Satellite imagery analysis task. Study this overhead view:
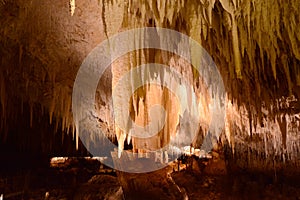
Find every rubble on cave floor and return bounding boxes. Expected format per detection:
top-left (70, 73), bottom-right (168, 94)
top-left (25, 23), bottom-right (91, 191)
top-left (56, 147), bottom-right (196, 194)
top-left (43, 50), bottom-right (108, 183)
top-left (1, 155), bottom-right (300, 200)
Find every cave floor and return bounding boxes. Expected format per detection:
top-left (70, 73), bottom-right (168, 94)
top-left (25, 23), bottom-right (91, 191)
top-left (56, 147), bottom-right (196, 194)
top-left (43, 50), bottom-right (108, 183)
top-left (1, 157), bottom-right (300, 200)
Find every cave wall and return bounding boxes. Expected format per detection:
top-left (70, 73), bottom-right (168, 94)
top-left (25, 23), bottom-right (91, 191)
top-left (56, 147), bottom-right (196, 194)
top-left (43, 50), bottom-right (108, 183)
top-left (0, 0), bottom-right (300, 171)
top-left (0, 0), bottom-right (105, 158)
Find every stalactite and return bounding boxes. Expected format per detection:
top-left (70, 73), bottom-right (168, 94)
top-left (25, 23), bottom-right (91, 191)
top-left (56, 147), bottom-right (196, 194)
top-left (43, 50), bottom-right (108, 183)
top-left (101, 0), bottom-right (108, 38)
top-left (0, 71), bottom-right (5, 119)
top-left (29, 102), bottom-right (33, 127)
top-left (69, 0), bottom-right (75, 16)
top-left (49, 93), bottom-right (55, 124)
top-left (101, 0), bottom-right (124, 37)
top-left (231, 17), bottom-right (242, 79)
top-left (281, 54), bottom-right (293, 95)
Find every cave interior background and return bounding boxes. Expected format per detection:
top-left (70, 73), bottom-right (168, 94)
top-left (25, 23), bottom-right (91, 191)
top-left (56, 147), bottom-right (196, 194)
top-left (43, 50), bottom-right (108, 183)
top-left (0, 0), bottom-right (300, 199)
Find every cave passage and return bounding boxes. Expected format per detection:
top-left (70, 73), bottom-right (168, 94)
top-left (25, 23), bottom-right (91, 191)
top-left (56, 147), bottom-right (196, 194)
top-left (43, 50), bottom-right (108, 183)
top-left (0, 0), bottom-right (300, 199)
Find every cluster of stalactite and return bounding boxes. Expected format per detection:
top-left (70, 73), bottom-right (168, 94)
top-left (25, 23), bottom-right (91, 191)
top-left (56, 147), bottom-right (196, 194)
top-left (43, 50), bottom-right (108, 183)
top-left (107, 49), bottom-right (213, 157)
top-left (0, 0), bottom-right (102, 146)
top-left (0, 0), bottom-right (299, 168)
top-left (96, 0), bottom-right (300, 166)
